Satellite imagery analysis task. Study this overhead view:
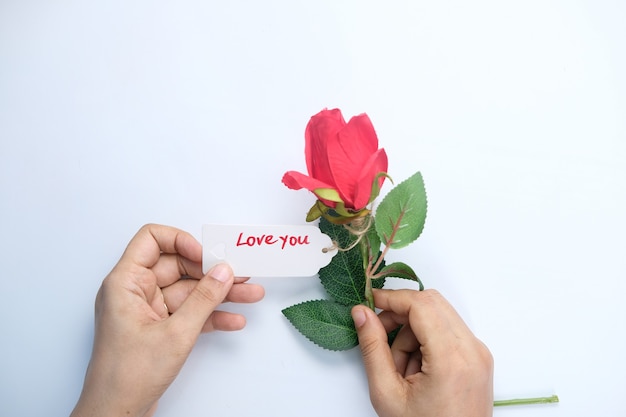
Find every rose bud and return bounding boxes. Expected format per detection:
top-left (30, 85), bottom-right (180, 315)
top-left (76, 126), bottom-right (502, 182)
top-left (282, 108), bottom-right (388, 222)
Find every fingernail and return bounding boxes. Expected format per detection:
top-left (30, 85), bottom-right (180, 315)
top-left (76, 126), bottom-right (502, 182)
top-left (352, 307), bottom-right (367, 328)
top-left (210, 263), bottom-right (232, 283)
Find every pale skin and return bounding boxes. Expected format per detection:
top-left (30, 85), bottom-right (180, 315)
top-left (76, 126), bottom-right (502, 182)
top-left (71, 224), bottom-right (493, 417)
top-left (70, 224), bottom-right (265, 417)
top-left (351, 289), bottom-right (494, 417)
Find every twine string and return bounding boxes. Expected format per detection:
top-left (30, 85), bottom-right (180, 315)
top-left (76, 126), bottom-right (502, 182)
top-left (322, 215), bottom-right (373, 253)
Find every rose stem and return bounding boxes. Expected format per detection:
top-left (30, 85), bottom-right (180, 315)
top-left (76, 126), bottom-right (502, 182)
top-left (360, 237), bottom-right (375, 310)
top-left (493, 395), bottom-right (559, 407)
top-left (364, 275), bottom-right (374, 310)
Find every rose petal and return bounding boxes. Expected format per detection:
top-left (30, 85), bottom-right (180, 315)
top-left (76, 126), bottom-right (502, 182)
top-left (282, 171), bottom-right (331, 191)
top-left (281, 171), bottom-right (339, 208)
top-left (341, 113), bottom-right (379, 153)
top-left (326, 113), bottom-right (380, 209)
top-left (352, 148), bottom-right (388, 210)
top-left (305, 109), bottom-right (345, 185)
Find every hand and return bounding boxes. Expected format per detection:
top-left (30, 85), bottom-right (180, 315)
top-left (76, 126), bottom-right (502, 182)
top-left (71, 224), bottom-right (265, 417)
top-left (351, 289), bottom-right (493, 417)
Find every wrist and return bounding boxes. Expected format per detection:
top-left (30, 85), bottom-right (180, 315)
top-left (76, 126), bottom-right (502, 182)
top-left (71, 398), bottom-right (149, 417)
top-left (70, 382), bottom-right (150, 417)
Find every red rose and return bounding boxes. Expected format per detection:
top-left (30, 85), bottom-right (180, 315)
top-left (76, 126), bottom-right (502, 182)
top-left (282, 108), bottom-right (388, 213)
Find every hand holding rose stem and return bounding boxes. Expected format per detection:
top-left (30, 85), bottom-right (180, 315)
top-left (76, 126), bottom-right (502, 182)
top-left (283, 108), bottom-right (558, 408)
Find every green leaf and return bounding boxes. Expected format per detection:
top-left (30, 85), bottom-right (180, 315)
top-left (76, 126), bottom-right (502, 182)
top-left (318, 218), bottom-right (385, 305)
top-left (305, 200), bottom-right (327, 222)
top-left (373, 262), bottom-right (424, 290)
top-left (319, 216), bottom-right (354, 251)
top-left (368, 172), bottom-right (393, 204)
top-left (282, 300), bottom-right (358, 351)
top-left (333, 202), bottom-right (358, 217)
top-left (313, 188), bottom-right (343, 203)
top-left (375, 171), bottom-right (427, 249)
top-left (318, 218), bottom-right (370, 305)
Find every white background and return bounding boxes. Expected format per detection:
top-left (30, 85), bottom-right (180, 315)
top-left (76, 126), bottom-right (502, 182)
top-left (1, 1), bottom-right (625, 416)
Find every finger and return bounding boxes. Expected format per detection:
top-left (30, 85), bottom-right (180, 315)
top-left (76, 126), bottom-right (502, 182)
top-left (200, 311), bottom-right (247, 332)
top-left (351, 305), bottom-right (403, 406)
top-left (373, 289), bottom-right (471, 349)
top-left (150, 253), bottom-right (204, 288)
top-left (377, 310), bottom-right (406, 333)
top-left (375, 311), bottom-right (419, 375)
top-left (169, 263), bottom-right (234, 334)
top-left (121, 224), bottom-right (202, 269)
top-left (389, 324), bottom-right (421, 376)
top-left (162, 280), bottom-right (265, 313)
top-left (156, 288), bottom-right (169, 319)
top-left (161, 280), bottom-right (194, 314)
top-left (115, 268), bottom-right (169, 319)
top-left (225, 282), bottom-right (265, 303)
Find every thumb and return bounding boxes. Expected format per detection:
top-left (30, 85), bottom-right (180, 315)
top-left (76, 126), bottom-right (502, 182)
top-left (352, 305), bottom-right (401, 406)
top-left (172, 263), bottom-right (234, 334)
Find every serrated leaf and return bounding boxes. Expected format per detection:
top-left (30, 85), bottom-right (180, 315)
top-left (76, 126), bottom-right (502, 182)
top-left (319, 216), bottom-right (355, 251)
top-left (318, 218), bottom-right (385, 305)
top-left (282, 300), bottom-right (358, 351)
top-left (318, 218), bottom-right (368, 305)
top-left (375, 171), bottom-right (427, 249)
top-left (373, 262), bottom-right (424, 290)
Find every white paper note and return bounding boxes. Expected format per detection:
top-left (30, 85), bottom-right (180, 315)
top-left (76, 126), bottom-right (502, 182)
top-left (202, 224), bottom-right (338, 277)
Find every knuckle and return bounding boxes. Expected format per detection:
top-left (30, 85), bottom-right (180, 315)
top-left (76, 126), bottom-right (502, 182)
top-left (454, 338), bottom-right (494, 378)
top-left (138, 223), bottom-right (156, 234)
top-left (477, 340), bottom-right (494, 369)
top-left (192, 276), bottom-right (231, 309)
top-left (420, 288), bottom-right (442, 301)
top-left (406, 288), bottom-right (441, 309)
top-left (192, 280), bottom-right (222, 305)
top-left (358, 334), bottom-right (381, 359)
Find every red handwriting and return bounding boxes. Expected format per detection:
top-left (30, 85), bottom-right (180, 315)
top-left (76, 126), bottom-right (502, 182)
top-left (236, 232), bottom-right (310, 250)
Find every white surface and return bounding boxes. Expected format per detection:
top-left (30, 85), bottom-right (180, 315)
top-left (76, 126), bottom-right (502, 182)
top-left (1, 1), bottom-right (625, 416)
